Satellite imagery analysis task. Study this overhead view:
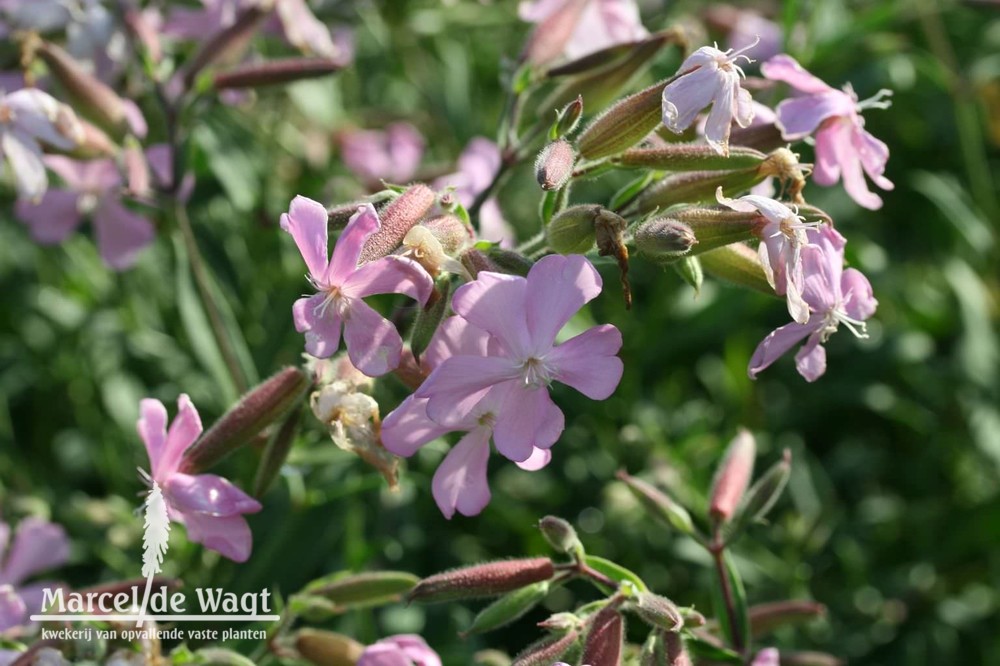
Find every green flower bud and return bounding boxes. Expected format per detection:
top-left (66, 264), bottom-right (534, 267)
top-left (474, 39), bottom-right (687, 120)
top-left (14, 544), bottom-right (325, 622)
top-left (546, 204), bottom-right (600, 254)
top-left (634, 218), bottom-right (697, 260)
top-left (301, 570), bottom-right (419, 610)
top-left (294, 629), bottom-right (364, 666)
top-left (709, 429), bottom-right (757, 523)
top-left (698, 243), bottom-right (775, 296)
top-left (538, 516), bottom-right (584, 557)
top-left (613, 144), bottom-right (767, 171)
top-left (551, 96), bottom-right (584, 139)
top-left (462, 581), bottom-right (550, 636)
top-left (577, 78), bottom-right (668, 160)
top-left (616, 470), bottom-right (696, 536)
top-left (632, 593), bottom-right (684, 632)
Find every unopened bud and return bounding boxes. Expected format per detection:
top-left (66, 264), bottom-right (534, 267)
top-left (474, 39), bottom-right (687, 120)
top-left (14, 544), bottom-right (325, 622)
top-left (581, 605), bottom-right (624, 666)
top-left (37, 41), bottom-right (130, 136)
top-left (294, 629), bottom-right (363, 666)
top-left (551, 96), bottom-right (584, 139)
top-left (407, 558), bottom-right (555, 604)
top-left (577, 79), bottom-right (668, 160)
top-left (538, 516), bottom-right (583, 557)
top-left (640, 631), bottom-right (666, 666)
top-left (730, 122), bottom-right (785, 153)
top-left (709, 429), bottom-right (757, 522)
top-left (535, 139), bottom-right (575, 191)
top-left (123, 139), bottom-right (150, 196)
top-left (512, 630), bottom-right (579, 666)
top-left (520, 0), bottom-right (588, 66)
top-left (327, 193), bottom-right (394, 228)
top-left (537, 612), bottom-right (582, 632)
top-left (422, 215), bottom-right (473, 255)
top-left (460, 248), bottom-right (497, 279)
top-left (625, 167), bottom-right (765, 215)
top-left (359, 184), bottom-right (435, 264)
top-left (483, 247), bottom-right (534, 276)
top-left (749, 600), bottom-right (826, 639)
top-left (410, 278), bottom-right (452, 359)
top-left (729, 449), bottom-right (792, 538)
top-left (462, 581), bottom-right (550, 636)
top-left (181, 367), bottom-right (311, 473)
top-left (634, 218), bottom-right (697, 259)
top-left (633, 593), bottom-right (684, 632)
top-left (614, 144), bottom-right (767, 171)
top-left (214, 57), bottom-right (344, 90)
top-left (616, 471), bottom-right (696, 535)
top-left (71, 120), bottom-right (116, 158)
top-left (252, 406), bottom-right (301, 497)
top-left (302, 571), bottom-right (419, 608)
top-left (699, 243), bottom-right (775, 296)
top-left (671, 206), bottom-right (762, 254)
top-left (664, 632), bottom-right (693, 666)
top-left (179, 3), bottom-right (274, 92)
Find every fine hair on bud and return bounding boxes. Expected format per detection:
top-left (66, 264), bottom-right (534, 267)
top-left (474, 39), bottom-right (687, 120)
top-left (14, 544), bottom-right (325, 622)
top-left (634, 218), bottom-right (697, 259)
top-left (407, 558), bottom-right (555, 604)
top-left (511, 630), bottom-right (579, 666)
top-left (359, 184), bottom-right (436, 264)
top-left (581, 604), bottom-right (624, 666)
top-left (709, 428), bottom-right (757, 522)
top-left (536, 139), bottom-right (576, 191)
top-left (538, 516), bottom-right (583, 556)
top-left (577, 78), bottom-right (671, 160)
top-left (546, 204), bottom-right (600, 254)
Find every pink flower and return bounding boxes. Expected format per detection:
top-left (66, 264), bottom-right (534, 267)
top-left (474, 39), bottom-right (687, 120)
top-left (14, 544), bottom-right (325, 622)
top-left (518, 0), bottom-right (648, 60)
top-left (0, 88), bottom-right (82, 201)
top-left (282, 196), bottom-right (433, 376)
top-left (382, 317), bottom-right (553, 519)
top-left (15, 153), bottom-right (158, 270)
top-left (0, 517), bottom-right (69, 632)
top-left (434, 138), bottom-right (516, 247)
top-left (357, 635), bottom-right (441, 666)
top-left (662, 44), bottom-right (756, 155)
top-left (138, 395), bottom-right (262, 562)
top-left (341, 122), bottom-right (425, 185)
top-left (752, 647), bottom-right (781, 666)
top-left (761, 54), bottom-right (893, 210)
top-left (749, 226), bottom-right (877, 382)
top-left (414, 254), bottom-right (623, 462)
top-left (716, 189), bottom-right (818, 324)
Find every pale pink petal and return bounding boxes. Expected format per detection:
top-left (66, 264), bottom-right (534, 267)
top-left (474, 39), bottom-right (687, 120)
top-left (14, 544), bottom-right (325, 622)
top-left (423, 316), bottom-right (491, 371)
top-left (455, 138), bottom-right (501, 200)
top-left (518, 0), bottom-right (568, 22)
top-left (179, 511), bottom-right (254, 562)
top-left (515, 447), bottom-right (552, 471)
top-left (841, 268), bottom-right (878, 321)
top-left (293, 294), bottom-right (343, 359)
top-left (387, 636), bottom-right (442, 666)
top-left (833, 126), bottom-right (883, 210)
top-left (157, 394), bottom-right (203, 478)
top-left (3, 90), bottom-right (76, 150)
top-left (15, 190), bottom-right (83, 243)
top-left (381, 395), bottom-right (452, 457)
top-left (0, 586), bottom-right (26, 632)
top-left (799, 245), bottom-right (838, 313)
top-left (43, 155), bottom-right (119, 192)
top-left (385, 122), bottom-right (424, 182)
top-left (138, 398), bottom-right (168, 474)
top-left (122, 99), bottom-right (148, 138)
top-left (525, 254), bottom-right (603, 352)
top-left (761, 54), bottom-right (832, 95)
top-left (546, 324), bottom-right (623, 399)
top-left (280, 195), bottom-right (330, 281)
top-left (0, 519), bottom-right (69, 586)
top-left (856, 127), bottom-right (893, 191)
top-left (341, 255), bottom-right (432, 305)
top-left (451, 271), bottom-right (531, 356)
top-left (0, 523), bottom-right (9, 565)
top-left (703, 73), bottom-right (738, 153)
top-left (144, 144), bottom-right (173, 188)
top-left (662, 64), bottom-right (719, 133)
top-left (326, 203), bottom-right (379, 283)
top-left (748, 321), bottom-right (818, 379)
top-left (1, 129), bottom-right (46, 200)
top-left (492, 382), bottom-right (564, 463)
top-left (92, 197), bottom-right (155, 270)
top-left (432, 427), bottom-right (492, 519)
top-left (773, 90), bottom-right (853, 141)
top-left (794, 331), bottom-right (827, 382)
top-left (417, 356), bottom-right (521, 427)
top-left (14, 581), bottom-right (62, 616)
top-left (478, 197), bottom-right (516, 248)
top-left (276, 0), bottom-right (341, 60)
top-left (812, 121), bottom-right (845, 187)
top-left (733, 85), bottom-right (754, 128)
top-left (356, 644), bottom-right (412, 666)
top-left (751, 647), bottom-right (781, 666)
top-left (342, 299), bottom-right (403, 377)
top-left (165, 472), bottom-right (262, 517)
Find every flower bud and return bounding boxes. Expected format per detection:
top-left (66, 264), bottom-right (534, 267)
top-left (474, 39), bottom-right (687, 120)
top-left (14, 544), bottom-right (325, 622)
top-left (302, 571), bottom-right (419, 609)
top-left (551, 95), bottom-right (584, 139)
top-left (359, 184), bottom-right (436, 264)
top-left (616, 471), bottom-right (696, 536)
top-left (70, 120), bottom-right (116, 158)
top-left (179, 2), bottom-right (274, 92)
top-left (214, 57), bottom-right (344, 90)
top-left (709, 429), bottom-right (757, 522)
top-left (459, 248), bottom-right (496, 279)
top-left (581, 605), bottom-right (624, 666)
top-left (749, 600), bottom-right (826, 639)
top-left (625, 167), bottom-right (765, 215)
top-left (546, 204), bottom-right (598, 254)
top-left (537, 612), bottom-right (583, 632)
top-left (672, 206), bottom-right (762, 255)
top-left (483, 247), bottom-right (534, 276)
top-left (730, 122), bottom-right (785, 152)
top-left (407, 558), bottom-right (555, 604)
top-left (664, 632), bottom-right (693, 666)
top-left (577, 79), bottom-right (669, 160)
top-left (699, 243), bottom-right (775, 296)
top-left (535, 139), bottom-right (575, 191)
top-left (36, 41), bottom-right (131, 137)
top-left (539, 516), bottom-right (584, 557)
top-left (294, 629), bottom-right (363, 666)
top-left (512, 630), bottom-right (579, 666)
top-left (634, 219), bottom-right (697, 260)
top-left (613, 144), bottom-right (767, 171)
top-left (181, 366), bottom-right (311, 473)
top-left (462, 581), bottom-right (550, 636)
top-left (422, 215), bottom-right (473, 255)
top-left (520, 0), bottom-right (589, 66)
top-left (123, 140), bottom-right (150, 196)
top-left (633, 593), bottom-right (684, 632)
top-left (640, 631), bottom-right (666, 666)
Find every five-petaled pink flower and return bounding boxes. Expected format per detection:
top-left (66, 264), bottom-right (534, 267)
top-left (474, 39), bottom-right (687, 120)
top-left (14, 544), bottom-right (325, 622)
top-left (716, 188), bottom-right (818, 324)
top-left (762, 54), bottom-right (893, 210)
top-left (749, 226), bottom-right (877, 382)
top-left (518, 0), bottom-right (648, 60)
top-left (662, 43), bottom-right (756, 155)
top-left (0, 516), bottom-right (69, 632)
top-left (15, 150), bottom-right (167, 270)
top-left (138, 395), bottom-right (262, 562)
top-left (382, 316), bottom-right (553, 519)
top-left (415, 254), bottom-right (623, 464)
top-left (357, 634), bottom-right (442, 666)
top-left (282, 196), bottom-right (433, 376)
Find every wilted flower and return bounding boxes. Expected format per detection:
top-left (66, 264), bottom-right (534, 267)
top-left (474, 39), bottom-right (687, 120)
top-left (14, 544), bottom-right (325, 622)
top-left (519, 0), bottom-right (648, 61)
top-left (282, 196), bottom-right (433, 375)
top-left (716, 188), bottom-right (818, 324)
top-left (16, 152), bottom-right (163, 270)
top-left (749, 226), bottom-right (877, 382)
top-left (0, 516), bottom-right (70, 631)
top-left (762, 54), bottom-right (893, 209)
top-left (357, 634), bottom-right (441, 666)
top-left (0, 88), bottom-right (83, 200)
top-left (341, 122), bottom-right (424, 185)
top-left (661, 43), bottom-right (756, 155)
top-left (138, 395), bottom-right (262, 562)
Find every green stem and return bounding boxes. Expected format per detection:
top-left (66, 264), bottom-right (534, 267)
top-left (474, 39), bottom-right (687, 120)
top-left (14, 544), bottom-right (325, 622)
top-left (516, 231), bottom-right (548, 257)
top-left (710, 531), bottom-right (743, 655)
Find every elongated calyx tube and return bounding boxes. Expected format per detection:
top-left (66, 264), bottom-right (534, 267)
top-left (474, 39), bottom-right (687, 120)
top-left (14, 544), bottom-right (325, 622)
top-left (547, 204), bottom-right (600, 254)
top-left (634, 219), bottom-right (697, 259)
top-left (512, 630), bottom-right (579, 666)
top-left (214, 57), bottom-right (345, 90)
top-left (577, 78), bottom-right (670, 160)
top-left (616, 470), bottom-right (696, 535)
top-left (359, 184), bottom-right (436, 264)
top-left (709, 428), bottom-right (757, 522)
top-left (581, 604), bottom-right (624, 666)
top-left (406, 558), bottom-right (555, 604)
top-left (699, 243), bottom-right (775, 296)
top-left (36, 41), bottom-right (130, 137)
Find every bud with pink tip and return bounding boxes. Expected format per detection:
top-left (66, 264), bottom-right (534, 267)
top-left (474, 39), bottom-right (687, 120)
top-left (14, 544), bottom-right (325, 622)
top-left (536, 139), bottom-right (576, 191)
top-left (709, 429), bottom-right (756, 522)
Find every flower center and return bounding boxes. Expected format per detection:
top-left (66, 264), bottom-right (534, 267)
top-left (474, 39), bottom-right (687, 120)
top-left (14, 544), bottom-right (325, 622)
top-left (313, 286), bottom-right (350, 321)
top-left (520, 357), bottom-right (552, 389)
top-left (821, 306), bottom-right (869, 343)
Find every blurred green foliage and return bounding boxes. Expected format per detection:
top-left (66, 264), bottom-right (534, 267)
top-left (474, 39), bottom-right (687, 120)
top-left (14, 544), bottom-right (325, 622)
top-left (1, 0), bottom-right (998, 664)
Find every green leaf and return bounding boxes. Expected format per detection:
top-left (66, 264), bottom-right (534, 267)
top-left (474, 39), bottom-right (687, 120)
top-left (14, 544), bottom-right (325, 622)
top-left (673, 256), bottom-right (703, 295)
top-left (584, 555), bottom-right (649, 594)
top-left (710, 551), bottom-right (750, 653)
top-left (608, 171), bottom-right (656, 212)
top-left (411, 278), bottom-right (453, 360)
top-left (463, 581), bottom-right (550, 635)
top-left (683, 634), bottom-right (743, 663)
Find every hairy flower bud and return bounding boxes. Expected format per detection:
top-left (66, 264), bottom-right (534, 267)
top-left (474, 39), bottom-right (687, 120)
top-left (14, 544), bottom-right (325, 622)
top-left (407, 558), bottom-right (555, 604)
top-left (359, 184), bottom-right (436, 264)
top-left (577, 79), bottom-right (669, 159)
top-left (462, 581), bottom-right (550, 636)
top-left (699, 243), bottom-right (775, 295)
top-left (581, 605), bottom-right (624, 666)
top-left (536, 139), bottom-right (576, 191)
top-left (179, 2), bottom-right (274, 91)
top-left (749, 600), bottom-right (826, 639)
top-left (664, 632), bottom-right (693, 666)
top-left (616, 471), bottom-right (696, 535)
top-left (459, 248), bottom-right (497, 278)
top-left (634, 219), bottom-right (697, 259)
top-left (294, 629), bottom-right (364, 666)
top-left (539, 516), bottom-right (584, 557)
top-left (671, 206), bottom-right (762, 254)
top-left (484, 247), bottom-right (535, 276)
top-left (614, 144), bottom-right (767, 171)
top-left (181, 366), bottom-right (311, 473)
top-left (301, 571), bottom-right (419, 609)
top-left (633, 593), bottom-right (684, 632)
top-left (709, 429), bottom-right (757, 522)
top-left (214, 57), bottom-right (344, 90)
top-left (422, 214), bottom-right (473, 255)
top-left (625, 167), bottom-right (766, 215)
top-left (512, 630), bottom-right (579, 666)
top-left (551, 96), bottom-right (584, 139)
top-left (546, 204), bottom-right (599, 254)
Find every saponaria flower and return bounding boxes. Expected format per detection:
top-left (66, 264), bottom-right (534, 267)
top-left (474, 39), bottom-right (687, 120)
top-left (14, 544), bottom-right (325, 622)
top-left (0, 516), bottom-right (70, 632)
top-left (357, 634), bottom-right (442, 666)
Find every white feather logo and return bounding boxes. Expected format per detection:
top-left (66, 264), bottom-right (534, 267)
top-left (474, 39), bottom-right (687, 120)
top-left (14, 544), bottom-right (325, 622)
top-left (136, 476), bottom-right (170, 627)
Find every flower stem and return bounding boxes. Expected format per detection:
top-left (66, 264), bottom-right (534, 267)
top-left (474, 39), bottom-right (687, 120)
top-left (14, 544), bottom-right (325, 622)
top-left (710, 530), bottom-right (744, 655)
